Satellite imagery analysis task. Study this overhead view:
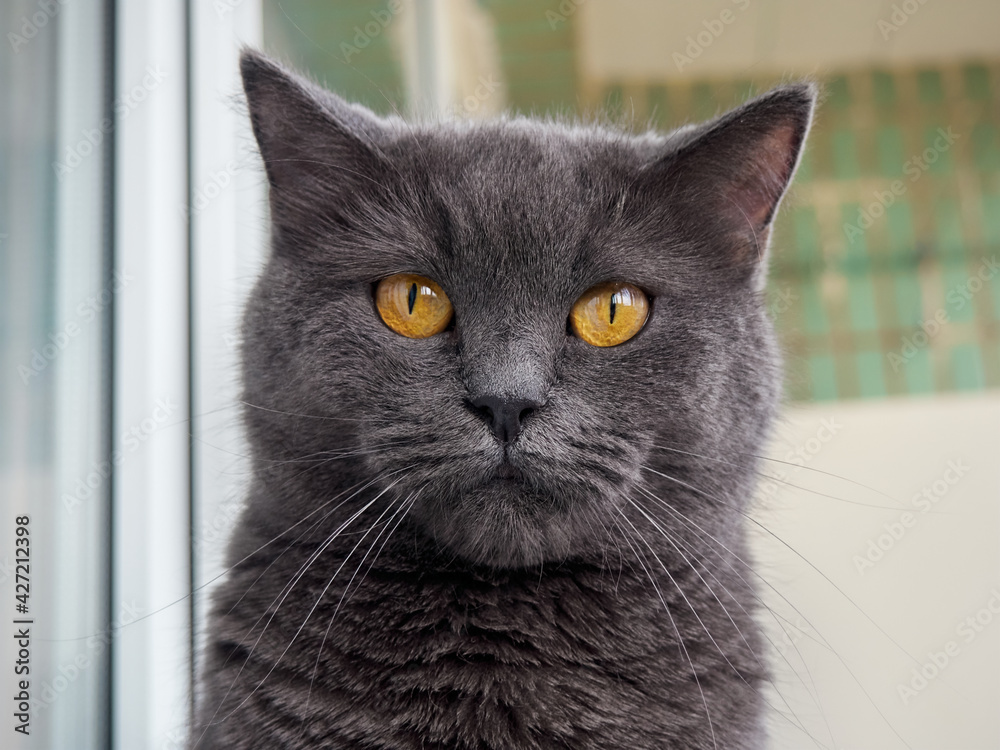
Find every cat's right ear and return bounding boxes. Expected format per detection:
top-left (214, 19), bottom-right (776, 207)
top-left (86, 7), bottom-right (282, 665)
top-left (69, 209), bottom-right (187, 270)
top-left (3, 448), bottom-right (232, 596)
top-left (631, 83), bottom-right (816, 288)
top-left (239, 49), bottom-right (389, 235)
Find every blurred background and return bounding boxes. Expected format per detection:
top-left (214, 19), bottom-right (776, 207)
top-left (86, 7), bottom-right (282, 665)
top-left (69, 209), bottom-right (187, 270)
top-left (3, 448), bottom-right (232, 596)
top-left (1, 1), bottom-right (997, 749)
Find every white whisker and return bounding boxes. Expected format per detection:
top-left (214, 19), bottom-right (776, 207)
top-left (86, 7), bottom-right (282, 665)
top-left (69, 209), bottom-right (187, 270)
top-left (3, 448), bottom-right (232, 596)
top-left (617, 508), bottom-right (719, 750)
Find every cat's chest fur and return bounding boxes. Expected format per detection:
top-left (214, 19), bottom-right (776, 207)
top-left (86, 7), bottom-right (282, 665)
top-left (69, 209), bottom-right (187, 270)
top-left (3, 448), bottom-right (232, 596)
top-left (200, 518), bottom-right (765, 750)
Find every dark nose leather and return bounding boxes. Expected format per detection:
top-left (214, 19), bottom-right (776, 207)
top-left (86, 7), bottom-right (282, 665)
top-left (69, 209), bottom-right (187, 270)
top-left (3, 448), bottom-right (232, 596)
top-left (468, 394), bottom-right (544, 444)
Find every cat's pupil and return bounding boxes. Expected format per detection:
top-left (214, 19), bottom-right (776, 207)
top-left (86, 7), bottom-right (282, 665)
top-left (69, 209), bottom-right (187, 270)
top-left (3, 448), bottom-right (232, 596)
top-left (609, 294), bottom-right (617, 325)
top-left (407, 283), bottom-right (417, 315)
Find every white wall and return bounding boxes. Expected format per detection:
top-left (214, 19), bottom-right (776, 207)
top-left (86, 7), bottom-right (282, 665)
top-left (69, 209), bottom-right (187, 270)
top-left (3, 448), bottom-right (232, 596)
top-left (577, 0), bottom-right (1000, 83)
top-left (754, 390), bottom-right (999, 749)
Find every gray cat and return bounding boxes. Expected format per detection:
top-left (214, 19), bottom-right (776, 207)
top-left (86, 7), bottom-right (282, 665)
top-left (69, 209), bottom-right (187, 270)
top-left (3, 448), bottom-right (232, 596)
top-left (193, 49), bottom-right (816, 749)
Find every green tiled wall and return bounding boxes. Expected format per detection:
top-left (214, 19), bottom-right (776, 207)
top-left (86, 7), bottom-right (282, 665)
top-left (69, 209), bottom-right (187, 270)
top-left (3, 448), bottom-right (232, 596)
top-left (767, 66), bottom-right (999, 401)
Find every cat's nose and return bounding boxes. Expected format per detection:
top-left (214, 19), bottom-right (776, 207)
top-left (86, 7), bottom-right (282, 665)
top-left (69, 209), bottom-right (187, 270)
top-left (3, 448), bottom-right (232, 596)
top-left (467, 394), bottom-right (544, 444)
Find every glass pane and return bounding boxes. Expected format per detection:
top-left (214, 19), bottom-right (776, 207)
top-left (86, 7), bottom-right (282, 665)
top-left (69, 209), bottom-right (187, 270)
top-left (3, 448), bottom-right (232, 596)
top-left (0, 1), bottom-right (111, 748)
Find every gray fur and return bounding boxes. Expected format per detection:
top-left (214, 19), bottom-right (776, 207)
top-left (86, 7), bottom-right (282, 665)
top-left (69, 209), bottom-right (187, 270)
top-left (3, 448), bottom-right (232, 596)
top-left (193, 49), bottom-right (815, 749)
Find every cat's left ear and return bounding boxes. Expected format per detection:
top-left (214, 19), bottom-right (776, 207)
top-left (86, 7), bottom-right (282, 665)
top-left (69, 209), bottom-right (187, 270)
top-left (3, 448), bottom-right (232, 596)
top-left (639, 83), bottom-right (817, 287)
top-left (239, 49), bottom-right (392, 246)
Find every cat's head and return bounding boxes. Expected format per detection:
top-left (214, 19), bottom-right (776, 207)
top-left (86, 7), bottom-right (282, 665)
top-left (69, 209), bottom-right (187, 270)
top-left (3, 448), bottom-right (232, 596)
top-left (238, 50), bottom-right (815, 569)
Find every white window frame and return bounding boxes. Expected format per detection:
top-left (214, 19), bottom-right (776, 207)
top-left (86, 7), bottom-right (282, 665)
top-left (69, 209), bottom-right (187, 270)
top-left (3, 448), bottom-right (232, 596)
top-left (112, 1), bottom-right (261, 748)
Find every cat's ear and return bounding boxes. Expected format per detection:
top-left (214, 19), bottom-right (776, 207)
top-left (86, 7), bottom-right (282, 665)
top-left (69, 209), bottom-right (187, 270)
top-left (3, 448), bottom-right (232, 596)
top-left (639, 83), bottom-right (816, 284)
top-left (239, 49), bottom-right (390, 236)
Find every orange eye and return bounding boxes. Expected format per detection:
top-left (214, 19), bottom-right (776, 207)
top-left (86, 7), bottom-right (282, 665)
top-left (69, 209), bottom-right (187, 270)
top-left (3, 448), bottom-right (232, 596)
top-left (375, 273), bottom-right (453, 338)
top-left (569, 281), bottom-right (649, 347)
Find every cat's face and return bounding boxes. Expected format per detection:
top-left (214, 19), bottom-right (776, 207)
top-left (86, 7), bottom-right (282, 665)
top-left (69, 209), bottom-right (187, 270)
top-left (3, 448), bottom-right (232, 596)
top-left (239, 52), bottom-right (814, 568)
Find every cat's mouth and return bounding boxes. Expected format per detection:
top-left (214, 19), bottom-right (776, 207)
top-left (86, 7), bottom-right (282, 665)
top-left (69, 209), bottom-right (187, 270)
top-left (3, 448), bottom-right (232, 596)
top-left (493, 459), bottom-right (525, 483)
top-left (384, 427), bottom-right (631, 568)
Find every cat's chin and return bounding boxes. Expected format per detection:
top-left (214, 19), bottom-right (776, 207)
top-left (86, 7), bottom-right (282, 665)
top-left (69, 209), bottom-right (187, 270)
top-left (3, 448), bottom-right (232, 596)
top-left (409, 476), bottom-right (599, 569)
